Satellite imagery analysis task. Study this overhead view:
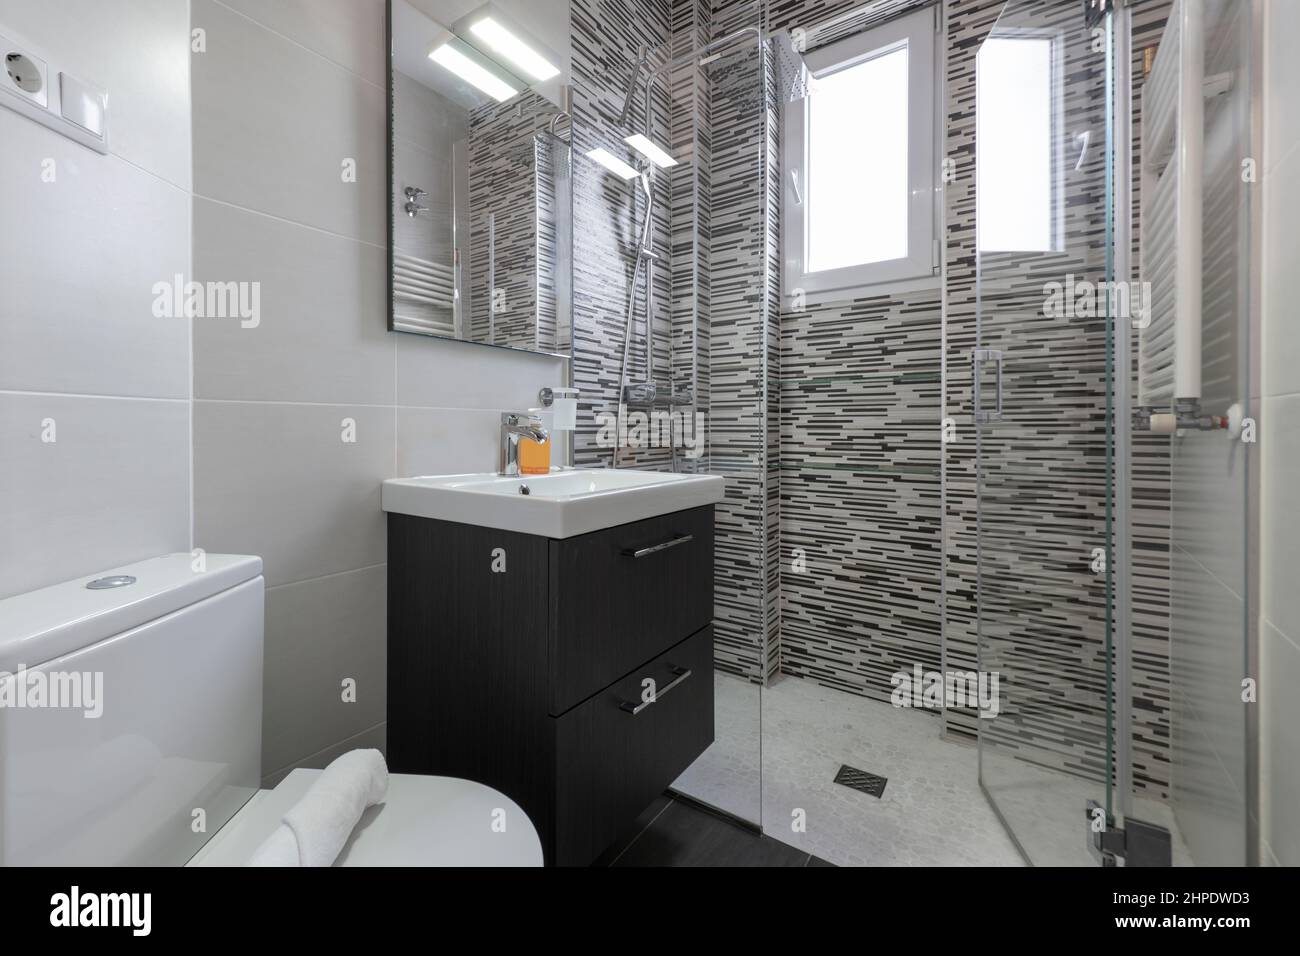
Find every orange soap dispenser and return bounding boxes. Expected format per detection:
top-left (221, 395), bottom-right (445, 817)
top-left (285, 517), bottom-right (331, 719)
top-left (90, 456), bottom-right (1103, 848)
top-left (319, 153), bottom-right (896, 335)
top-left (518, 410), bottom-right (551, 475)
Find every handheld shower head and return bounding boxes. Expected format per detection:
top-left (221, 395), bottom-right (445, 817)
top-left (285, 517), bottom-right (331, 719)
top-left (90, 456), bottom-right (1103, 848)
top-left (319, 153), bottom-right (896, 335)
top-left (616, 51), bottom-right (646, 128)
top-left (636, 166), bottom-right (655, 257)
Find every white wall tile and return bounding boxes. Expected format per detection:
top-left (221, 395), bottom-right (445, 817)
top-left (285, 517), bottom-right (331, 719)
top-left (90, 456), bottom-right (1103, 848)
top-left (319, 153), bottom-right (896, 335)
top-left (1169, 546), bottom-right (1249, 866)
top-left (0, 112), bottom-right (190, 399)
top-left (215, 0), bottom-right (388, 88)
top-left (0, 392), bottom-right (190, 600)
top-left (1170, 430), bottom-right (1248, 595)
top-left (395, 405), bottom-right (505, 477)
top-left (1170, 548), bottom-right (1248, 786)
top-left (395, 333), bottom-right (567, 409)
top-left (1262, 11), bottom-right (1300, 869)
top-left (261, 565), bottom-right (387, 776)
top-left (393, 70), bottom-right (466, 156)
top-left (191, 0), bottom-right (386, 245)
top-left (0, 0), bottom-right (192, 606)
top-left (192, 198), bottom-right (394, 405)
top-left (262, 722), bottom-right (387, 789)
top-left (1262, 146), bottom-right (1300, 399)
top-left (1170, 689), bottom-right (1248, 866)
top-left (0, 0), bottom-right (192, 189)
top-left (187, 0), bottom-right (574, 779)
top-left (1265, 0), bottom-right (1300, 177)
top-left (193, 400), bottom-right (393, 587)
top-left (391, 135), bottom-right (451, 265)
top-left (1260, 622), bottom-right (1300, 866)
top-left (1262, 393), bottom-right (1300, 639)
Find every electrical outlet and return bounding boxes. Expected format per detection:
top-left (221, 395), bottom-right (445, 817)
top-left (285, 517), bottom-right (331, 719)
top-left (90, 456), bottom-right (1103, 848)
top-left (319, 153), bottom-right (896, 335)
top-left (2, 35), bottom-right (49, 108)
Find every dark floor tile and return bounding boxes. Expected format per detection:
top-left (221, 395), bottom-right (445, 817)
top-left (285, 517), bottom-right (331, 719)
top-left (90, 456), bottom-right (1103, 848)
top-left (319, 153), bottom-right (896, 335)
top-left (590, 793), bottom-right (674, 866)
top-left (806, 855), bottom-right (837, 867)
top-left (611, 799), bottom-right (810, 867)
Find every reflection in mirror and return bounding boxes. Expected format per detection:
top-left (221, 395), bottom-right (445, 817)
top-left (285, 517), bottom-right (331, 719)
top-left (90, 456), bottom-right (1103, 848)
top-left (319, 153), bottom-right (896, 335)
top-left (387, 0), bottom-right (572, 356)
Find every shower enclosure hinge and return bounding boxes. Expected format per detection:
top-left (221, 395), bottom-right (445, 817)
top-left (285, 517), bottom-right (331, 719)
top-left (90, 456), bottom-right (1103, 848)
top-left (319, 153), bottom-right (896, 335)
top-left (1084, 801), bottom-right (1172, 867)
top-left (931, 238), bottom-right (940, 270)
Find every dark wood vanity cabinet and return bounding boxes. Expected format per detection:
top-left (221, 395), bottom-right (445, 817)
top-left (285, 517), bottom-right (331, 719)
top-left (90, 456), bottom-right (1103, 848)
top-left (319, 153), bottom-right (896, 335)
top-left (387, 505), bottom-right (715, 866)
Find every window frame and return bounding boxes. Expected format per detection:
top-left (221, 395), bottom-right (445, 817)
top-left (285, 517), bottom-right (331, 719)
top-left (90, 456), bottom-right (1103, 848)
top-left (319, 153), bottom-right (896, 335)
top-left (781, 6), bottom-right (939, 309)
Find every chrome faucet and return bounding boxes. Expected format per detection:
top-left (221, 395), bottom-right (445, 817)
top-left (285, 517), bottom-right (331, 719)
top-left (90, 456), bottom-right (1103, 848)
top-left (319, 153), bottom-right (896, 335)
top-left (499, 412), bottom-right (549, 476)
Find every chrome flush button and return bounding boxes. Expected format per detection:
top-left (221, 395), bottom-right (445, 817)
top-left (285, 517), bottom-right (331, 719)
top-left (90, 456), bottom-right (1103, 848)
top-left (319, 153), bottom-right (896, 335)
top-left (86, 575), bottom-right (136, 590)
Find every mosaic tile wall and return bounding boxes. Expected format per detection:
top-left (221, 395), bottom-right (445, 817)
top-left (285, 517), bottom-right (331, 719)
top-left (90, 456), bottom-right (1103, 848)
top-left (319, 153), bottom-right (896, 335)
top-left (706, 0), bottom-right (779, 681)
top-left (764, 0), bottom-right (945, 702)
top-left (569, 0), bottom-right (676, 473)
top-left (669, 0), bottom-right (712, 477)
top-left (571, 0), bottom-right (776, 681)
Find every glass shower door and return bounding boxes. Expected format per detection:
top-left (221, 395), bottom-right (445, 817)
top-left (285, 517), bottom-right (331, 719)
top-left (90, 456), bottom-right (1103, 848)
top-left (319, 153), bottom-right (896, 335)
top-left (973, 0), bottom-right (1117, 866)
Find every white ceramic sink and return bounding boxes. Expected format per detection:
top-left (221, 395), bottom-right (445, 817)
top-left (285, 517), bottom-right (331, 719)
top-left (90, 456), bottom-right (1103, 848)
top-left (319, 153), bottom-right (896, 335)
top-left (382, 468), bottom-right (725, 538)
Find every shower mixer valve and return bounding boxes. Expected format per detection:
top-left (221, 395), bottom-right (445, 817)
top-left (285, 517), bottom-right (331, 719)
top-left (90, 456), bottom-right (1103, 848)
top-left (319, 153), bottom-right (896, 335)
top-left (622, 382), bottom-right (695, 407)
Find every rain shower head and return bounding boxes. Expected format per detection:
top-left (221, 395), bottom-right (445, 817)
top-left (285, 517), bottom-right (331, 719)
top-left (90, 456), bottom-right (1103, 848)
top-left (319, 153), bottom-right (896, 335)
top-left (770, 29), bottom-right (814, 103)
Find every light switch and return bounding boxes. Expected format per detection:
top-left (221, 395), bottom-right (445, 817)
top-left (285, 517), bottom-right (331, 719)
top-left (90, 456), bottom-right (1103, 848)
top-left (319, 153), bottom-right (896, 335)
top-left (59, 71), bottom-right (105, 137)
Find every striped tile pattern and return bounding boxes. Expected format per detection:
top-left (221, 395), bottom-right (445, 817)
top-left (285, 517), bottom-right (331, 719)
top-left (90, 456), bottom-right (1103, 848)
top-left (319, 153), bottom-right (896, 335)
top-left (779, 292), bottom-right (944, 699)
top-left (760, 0), bottom-right (946, 701)
top-left (571, 0), bottom-right (774, 679)
top-left (704, 0), bottom-right (774, 679)
top-left (570, 0), bottom-right (676, 471)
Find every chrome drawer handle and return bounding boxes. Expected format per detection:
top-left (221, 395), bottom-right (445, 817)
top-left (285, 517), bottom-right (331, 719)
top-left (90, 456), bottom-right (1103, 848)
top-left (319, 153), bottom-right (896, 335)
top-left (622, 533), bottom-right (693, 558)
top-left (619, 666), bottom-right (692, 715)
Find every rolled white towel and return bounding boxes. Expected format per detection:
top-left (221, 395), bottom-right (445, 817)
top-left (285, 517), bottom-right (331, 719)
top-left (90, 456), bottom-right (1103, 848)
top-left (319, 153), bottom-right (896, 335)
top-left (246, 823), bottom-right (299, 867)
top-left (247, 749), bottom-right (389, 867)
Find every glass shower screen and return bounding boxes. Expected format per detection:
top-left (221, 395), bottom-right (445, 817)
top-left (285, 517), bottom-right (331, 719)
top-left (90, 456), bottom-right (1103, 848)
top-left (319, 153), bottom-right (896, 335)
top-left (973, 0), bottom-right (1117, 866)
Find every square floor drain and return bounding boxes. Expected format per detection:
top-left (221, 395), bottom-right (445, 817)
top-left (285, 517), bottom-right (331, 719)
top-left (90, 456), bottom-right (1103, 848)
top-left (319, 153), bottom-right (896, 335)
top-left (833, 764), bottom-right (888, 798)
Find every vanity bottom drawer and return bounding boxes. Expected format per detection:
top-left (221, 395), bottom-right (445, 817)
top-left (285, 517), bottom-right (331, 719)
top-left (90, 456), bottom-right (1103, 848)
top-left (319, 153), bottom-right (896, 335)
top-left (553, 624), bottom-right (714, 866)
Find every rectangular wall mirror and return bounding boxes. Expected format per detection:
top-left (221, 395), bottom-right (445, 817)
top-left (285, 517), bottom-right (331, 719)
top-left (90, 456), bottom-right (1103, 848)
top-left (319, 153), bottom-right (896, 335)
top-left (387, 0), bottom-right (572, 357)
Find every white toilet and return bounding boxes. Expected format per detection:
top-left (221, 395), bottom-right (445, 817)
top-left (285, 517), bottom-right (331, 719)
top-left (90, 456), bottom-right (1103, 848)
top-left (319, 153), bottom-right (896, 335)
top-left (0, 554), bottom-right (542, 867)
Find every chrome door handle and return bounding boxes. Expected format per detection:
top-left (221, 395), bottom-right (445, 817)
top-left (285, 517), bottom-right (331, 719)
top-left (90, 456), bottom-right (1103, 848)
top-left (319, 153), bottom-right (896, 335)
top-left (622, 533), bottom-right (693, 558)
top-left (973, 348), bottom-right (1003, 425)
top-left (619, 666), bottom-right (692, 715)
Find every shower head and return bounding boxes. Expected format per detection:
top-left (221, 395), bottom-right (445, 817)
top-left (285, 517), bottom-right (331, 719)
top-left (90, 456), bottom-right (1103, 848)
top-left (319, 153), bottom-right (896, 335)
top-left (770, 29), bottom-right (814, 103)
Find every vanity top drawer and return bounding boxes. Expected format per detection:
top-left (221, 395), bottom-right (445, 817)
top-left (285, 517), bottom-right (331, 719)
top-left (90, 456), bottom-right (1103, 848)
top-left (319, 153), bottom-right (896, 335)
top-left (548, 505), bottom-right (713, 715)
top-left (553, 624), bottom-right (714, 866)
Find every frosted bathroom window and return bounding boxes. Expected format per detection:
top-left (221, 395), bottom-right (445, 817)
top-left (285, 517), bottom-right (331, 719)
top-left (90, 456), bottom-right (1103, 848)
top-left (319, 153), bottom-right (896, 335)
top-left (977, 36), bottom-right (1058, 252)
top-left (781, 5), bottom-right (938, 307)
top-left (806, 46), bottom-right (910, 272)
